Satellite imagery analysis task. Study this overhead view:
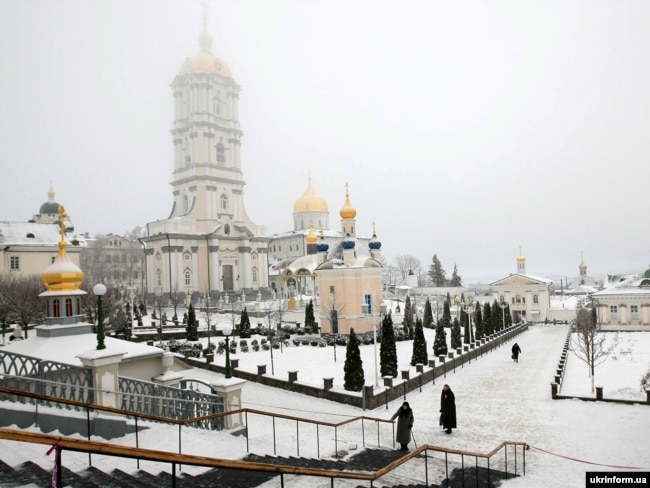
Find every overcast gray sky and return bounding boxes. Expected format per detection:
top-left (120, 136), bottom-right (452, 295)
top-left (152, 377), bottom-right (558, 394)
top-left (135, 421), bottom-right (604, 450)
top-left (1, 0), bottom-right (649, 283)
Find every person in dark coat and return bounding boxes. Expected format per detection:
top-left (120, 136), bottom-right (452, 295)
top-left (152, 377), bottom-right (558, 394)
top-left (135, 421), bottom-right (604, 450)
top-left (511, 343), bottom-right (522, 363)
top-left (390, 401), bottom-right (414, 451)
top-left (440, 384), bottom-right (456, 434)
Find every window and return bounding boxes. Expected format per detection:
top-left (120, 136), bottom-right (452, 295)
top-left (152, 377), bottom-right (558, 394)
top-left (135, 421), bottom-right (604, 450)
top-left (499, 295), bottom-right (505, 303)
top-left (516, 295), bottom-right (521, 304)
top-left (121, 254), bottom-right (126, 263)
top-left (216, 141), bottom-right (225, 163)
top-left (533, 295), bottom-right (538, 304)
top-left (156, 269), bottom-right (162, 287)
top-left (330, 286), bottom-right (335, 294)
top-left (51, 256), bottom-right (56, 264)
top-left (53, 299), bottom-right (61, 318)
top-left (10, 256), bottom-right (19, 270)
top-left (224, 224), bottom-right (230, 235)
top-left (631, 305), bottom-right (639, 320)
top-left (364, 293), bottom-right (373, 315)
top-left (610, 305), bottom-right (618, 320)
top-left (522, 297), bottom-right (526, 304)
top-left (184, 269), bottom-right (192, 286)
top-left (66, 298), bottom-right (73, 316)
top-left (220, 194), bottom-right (228, 211)
top-left (252, 268), bottom-right (258, 282)
top-left (184, 252), bottom-right (191, 261)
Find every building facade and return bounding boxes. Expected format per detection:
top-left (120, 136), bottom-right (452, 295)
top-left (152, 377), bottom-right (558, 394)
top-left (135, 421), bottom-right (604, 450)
top-left (141, 12), bottom-right (268, 305)
top-left (591, 269), bottom-right (650, 327)
top-left (490, 249), bottom-right (553, 323)
top-left (1, 188), bottom-right (83, 277)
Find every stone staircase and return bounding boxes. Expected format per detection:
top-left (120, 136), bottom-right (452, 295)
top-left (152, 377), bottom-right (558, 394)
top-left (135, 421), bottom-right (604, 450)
top-left (0, 448), bottom-right (516, 487)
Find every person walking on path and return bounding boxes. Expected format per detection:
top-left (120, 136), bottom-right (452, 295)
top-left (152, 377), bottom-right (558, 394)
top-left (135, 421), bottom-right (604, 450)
top-left (440, 384), bottom-right (456, 434)
top-left (511, 342), bottom-right (522, 363)
top-left (390, 401), bottom-right (414, 451)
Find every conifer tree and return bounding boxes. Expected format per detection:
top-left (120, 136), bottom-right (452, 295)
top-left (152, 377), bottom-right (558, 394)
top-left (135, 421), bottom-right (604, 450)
top-left (304, 299), bottom-right (316, 333)
top-left (380, 312), bottom-right (398, 377)
top-left (410, 316), bottom-right (428, 366)
top-left (483, 301), bottom-right (493, 336)
top-left (505, 303), bottom-right (513, 328)
top-left (474, 302), bottom-right (484, 340)
top-left (186, 304), bottom-right (198, 341)
top-left (451, 317), bottom-right (462, 349)
top-left (423, 298), bottom-right (434, 329)
top-left (239, 307), bottom-right (251, 338)
top-left (492, 299), bottom-right (502, 331)
top-left (433, 318), bottom-right (448, 356)
top-left (442, 300), bottom-right (452, 328)
top-left (449, 264), bottom-right (462, 286)
top-left (344, 328), bottom-right (365, 391)
top-left (463, 314), bottom-right (470, 344)
top-left (428, 254), bottom-right (446, 286)
top-left (403, 295), bottom-right (413, 339)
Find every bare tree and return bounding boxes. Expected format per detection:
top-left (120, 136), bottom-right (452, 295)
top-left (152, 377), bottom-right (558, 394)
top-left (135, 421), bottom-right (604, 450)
top-left (0, 274), bottom-right (45, 338)
top-left (393, 254), bottom-right (422, 282)
top-left (571, 307), bottom-right (613, 393)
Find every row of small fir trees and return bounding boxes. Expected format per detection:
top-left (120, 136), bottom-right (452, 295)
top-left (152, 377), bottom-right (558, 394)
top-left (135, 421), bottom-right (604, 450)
top-left (344, 295), bottom-right (512, 392)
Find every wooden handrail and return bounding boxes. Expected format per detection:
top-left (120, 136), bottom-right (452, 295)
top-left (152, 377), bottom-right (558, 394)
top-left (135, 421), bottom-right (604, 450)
top-left (0, 427), bottom-right (526, 482)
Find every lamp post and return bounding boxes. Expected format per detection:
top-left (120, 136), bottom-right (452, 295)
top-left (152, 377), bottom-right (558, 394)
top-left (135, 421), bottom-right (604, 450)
top-left (363, 302), bottom-right (387, 388)
top-left (499, 300), bottom-right (508, 330)
top-left (223, 324), bottom-right (233, 378)
top-left (93, 283), bottom-right (107, 350)
top-left (454, 295), bottom-right (461, 322)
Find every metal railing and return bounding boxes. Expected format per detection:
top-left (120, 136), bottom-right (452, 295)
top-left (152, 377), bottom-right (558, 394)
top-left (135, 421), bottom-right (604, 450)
top-left (0, 386), bottom-right (527, 487)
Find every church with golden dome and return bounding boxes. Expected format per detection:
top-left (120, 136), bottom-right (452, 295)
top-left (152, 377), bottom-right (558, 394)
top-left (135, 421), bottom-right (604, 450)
top-left (268, 181), bottom-right (373, 297)
top-left (140, 9), bottom-right (269, 305)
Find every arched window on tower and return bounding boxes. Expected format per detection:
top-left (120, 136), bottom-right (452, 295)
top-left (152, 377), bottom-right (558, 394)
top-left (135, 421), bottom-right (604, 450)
top-left (252, 268), bottom-right (258, 282)
top-left (220, 194), bottom-right (228, 212)
top-left (184, 269), bottom-right (192, 286)
top-left (66, 298), bottom-right (73, 317)
top-left (224, 224), bottom-right (230, 235)
top-left (53, 299), bottom-right (61, 318)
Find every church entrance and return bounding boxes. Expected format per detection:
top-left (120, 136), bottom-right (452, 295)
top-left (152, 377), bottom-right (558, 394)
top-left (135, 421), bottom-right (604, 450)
top-left (222, 265), bottom-right (234, 291)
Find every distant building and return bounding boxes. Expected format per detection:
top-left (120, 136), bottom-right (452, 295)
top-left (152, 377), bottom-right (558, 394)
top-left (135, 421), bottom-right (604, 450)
top-left (490, 248), bottom-right (553, 323)
top-left (591, 267), bottom-right (650, 327)
top-left (1, 186), bottom-right (83, 277)
top-left (81, 233), bottom-right (145, 298)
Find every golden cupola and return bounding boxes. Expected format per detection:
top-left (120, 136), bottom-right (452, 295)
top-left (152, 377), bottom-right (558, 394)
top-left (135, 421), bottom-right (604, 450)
top-left (178, 7), bottom-right (232, 77)
top-left (41, 206), bottom-right (84, 292)
top-left (294, 180), bottom-right (329, 214)
top-left (339, 183), bottom-right (357, 220)
top-left (306, 223), bottom-right (318, 245)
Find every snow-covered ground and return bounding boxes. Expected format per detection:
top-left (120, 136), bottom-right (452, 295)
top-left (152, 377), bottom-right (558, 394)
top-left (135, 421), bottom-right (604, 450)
top-left (2, 322), bottom-right (650, 488)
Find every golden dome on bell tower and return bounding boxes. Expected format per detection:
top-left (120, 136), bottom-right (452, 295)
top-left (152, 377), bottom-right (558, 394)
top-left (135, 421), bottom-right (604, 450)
top-left (339, 183), bottom-right (357, 220)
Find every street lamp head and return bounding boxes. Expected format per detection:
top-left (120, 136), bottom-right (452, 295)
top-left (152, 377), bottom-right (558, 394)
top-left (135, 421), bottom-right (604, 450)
top-left (93, 283), bottom-right (107, 296)
top-left (223, 325), bottom-right (233, 337)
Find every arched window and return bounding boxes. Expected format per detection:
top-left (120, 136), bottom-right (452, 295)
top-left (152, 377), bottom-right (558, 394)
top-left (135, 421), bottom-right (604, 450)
top-left (533, 295), bottom-right (539, 304)
top-left (252, 268), bottom-right (258, 282)
top-left (66, 298), bottom-right (73, 316)
top-left (183, 193), bottom-right (189, 214)
top-left (53, 299), bottom-right (61, 318)
top-left (224, 224), bottom-right (230, 235)
top-left (184, 269), bottom-right (192, 286)
top-left (156, 269), bottom-right (162, 287)
top-left (220, 194), bottom-right (228, 211)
